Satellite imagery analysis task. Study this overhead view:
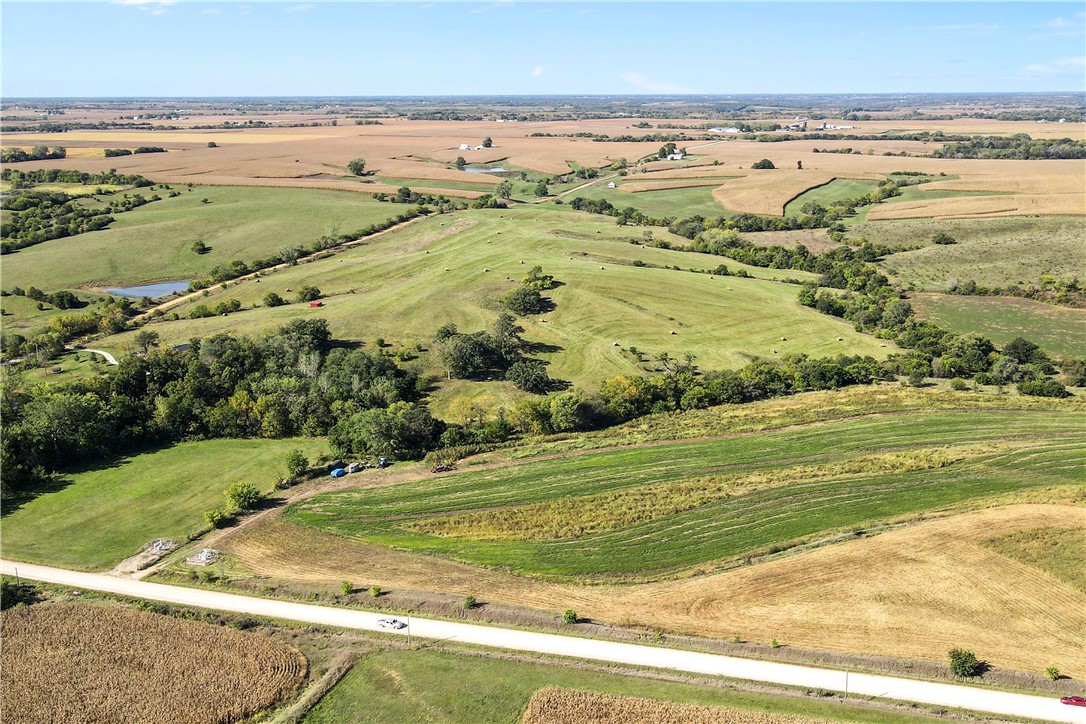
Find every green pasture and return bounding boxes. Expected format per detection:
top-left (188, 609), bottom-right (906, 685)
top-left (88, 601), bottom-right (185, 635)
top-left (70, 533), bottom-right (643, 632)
top-left (571, 180), bottom-right (733, 218)
top-left (784, 178), bottom-right (881, 217)
top-left (98, 206), bottom-right (885, 398)
top-left (0, 290), bottom-right (112, 334)
top-left (305, 648), bottom-right (933, 724)
top-left (1, 186), bottom-right (403, 290)
top-left (859, 215), bottom-right (1085, 288)
top-left (908, 293), bottom-right (1086, 358)
top-left (286, 410), bottom-right (1084, 581)
top-left (1, 437), bottom-right (328, 571)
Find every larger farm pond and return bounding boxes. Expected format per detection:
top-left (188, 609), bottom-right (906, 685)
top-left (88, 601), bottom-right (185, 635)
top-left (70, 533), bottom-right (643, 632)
top-left (462, 166), bottom-right (509, 173)
top-left (107, 281), bottom-right (190, 298)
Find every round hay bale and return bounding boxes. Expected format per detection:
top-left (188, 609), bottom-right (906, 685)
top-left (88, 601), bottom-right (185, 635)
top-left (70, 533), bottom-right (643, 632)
top-left (670, 330), bottom-right (676, 335)
top-left (780, 337), bottom-right (787, 341)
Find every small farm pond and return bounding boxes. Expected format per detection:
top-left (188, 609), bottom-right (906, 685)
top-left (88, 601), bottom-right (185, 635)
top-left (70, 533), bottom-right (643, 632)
top-left (462, 167), bottom-right (509, 173)
top-left (108, 281), bottom-right (191, 298)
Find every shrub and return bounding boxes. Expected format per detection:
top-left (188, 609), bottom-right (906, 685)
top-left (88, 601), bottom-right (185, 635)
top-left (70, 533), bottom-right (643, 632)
top-left (769, 638), bottom-right (781, 649)
top-left (1045, 666), bottom-right (1061, 681)
top-left (463, 595), bottom-right (477, 610)
top-left (948, 648), bottom-right (984, 678)
top-left (1017, 379), bottom-right (1071, 398)
top-left (932, 232), bottom-right (956, 245)
top-left (347, 158), bottom-right (366, 176)
top-left (751, 159), bottom-right (776, 169)
top-left (224, 482), bottom-right (262, 512)
top-left (562, 609), bottom-right (578, 624)
top-left (204, 508), bottom-right (229, 529)
top-left (191, 240), bottom-right (209, 255)
top-left (285, 449), bottom-right (308, 478)
top-left (296, 285), bottom-right (321, 303)
top-left (370, 585), bottom-right (381, 598)
top-left (949, 377), bottom-right (969, 391)
top-left (207, 141), bottom-right (218, 148)
top-left (503, 286), bottom-right (547, 315)
top-left (341, 581), bottom-right (353, 596)
top-left (263, 292), bottom-right (286, 308)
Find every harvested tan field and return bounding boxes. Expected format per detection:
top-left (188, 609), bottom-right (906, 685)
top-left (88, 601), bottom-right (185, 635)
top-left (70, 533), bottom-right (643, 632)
top-left (1, 603), bottom-right (306, 724)
top-left (745, 229), bottom-right (841, 254)
top-left (520, 687), bottom-right (829, 724)
top-left (712, 171), bottom-right (846, 215)
top-left (867, 193), bottom-right (1085, 220)
top-left (224, 504), bottom-right (1084, 677)
top-left (5, 121), bottom-right (1079, 216)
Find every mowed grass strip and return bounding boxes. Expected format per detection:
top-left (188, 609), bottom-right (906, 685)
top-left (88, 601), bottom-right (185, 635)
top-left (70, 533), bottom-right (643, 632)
top-left (304, 648), bottom-right (930, 724)
top-left (410, 446), bottom-right (1003, 541)
top-left (2, 185), bottom-right (403, 290)
top-left (287, 411), bottom-right (1084, 580)
top-left (982, 526), bottom-right (1086, 593)
top-left (1, 437), bottom-right (328, 570)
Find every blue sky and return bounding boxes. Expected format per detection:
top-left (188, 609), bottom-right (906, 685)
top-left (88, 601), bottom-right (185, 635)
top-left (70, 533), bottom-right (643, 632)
top-left (2, 2), bottom-right (1084, 96)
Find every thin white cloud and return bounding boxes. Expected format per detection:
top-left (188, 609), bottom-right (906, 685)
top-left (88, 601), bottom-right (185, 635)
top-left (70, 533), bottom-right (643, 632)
top-left (283, 4), bottom-right (313, 13)
top-left (1023, 56), bottom-right (1086, 74)
top-left (531, 65), bottom-right (544, 78)
top-left (201, 8), bottom-right (221, 15)
top-left (926, 22), bottom-right (1001, 33)
top-left (620, 72), bottom-right (695, 95)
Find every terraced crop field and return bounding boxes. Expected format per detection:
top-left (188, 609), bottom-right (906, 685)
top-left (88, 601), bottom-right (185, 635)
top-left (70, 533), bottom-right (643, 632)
top-left (286, 409), bottom-right (1084, 581)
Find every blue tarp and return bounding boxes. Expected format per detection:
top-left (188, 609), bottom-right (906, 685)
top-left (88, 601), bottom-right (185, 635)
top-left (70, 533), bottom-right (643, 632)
top-left (330, 468), bottom-right (346, 478)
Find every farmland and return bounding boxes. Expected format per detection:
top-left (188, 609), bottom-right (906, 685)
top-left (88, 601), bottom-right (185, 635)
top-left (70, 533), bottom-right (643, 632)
top-left (1, 185), bottom-right (403, 291)
top-left (304, 648), bottom-right (932, 724)
top-left (1, 604), bottom-right (305, 724)
top-left (872, 215), bottom-right (1086, 290)
top-left (521, 688), bottom-right (832, 724)
top-left (907, 293), bottom-right (1086, 358)
top-left (284, 409), bottom-right (1084, 580)
top-left (92, 205), bottom-right (888, 404)
top-left (1, 437), bottom-right (328, 570)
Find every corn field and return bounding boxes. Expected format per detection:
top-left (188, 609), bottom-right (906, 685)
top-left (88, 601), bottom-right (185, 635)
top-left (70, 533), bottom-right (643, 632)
top-left (520, 687), bottom-right (829, 724)
top-left (2, 604), bottom-right (306, 724)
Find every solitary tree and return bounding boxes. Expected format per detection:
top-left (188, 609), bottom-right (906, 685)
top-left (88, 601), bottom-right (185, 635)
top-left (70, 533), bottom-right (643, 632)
top-left (296, 285), bottom-right (321, 303)
top-left (496, 180), bottom-right (512, 199)
top-left (134, 329), bottom-right (160, 354)
top-left (751, 159), bottom-right (776, 169)
top-left (482, 136), bottom-right (493, 148)
top-left (347, 158), bottom-right (366, 176)
top-left (948, 648), bottom-right (985, 678)
top-left (191, 240), bottom-right (209, 254)
top-left (455, 156), bottom-right (467, 170)
top-left (263, 292), bottom-right (286, 308)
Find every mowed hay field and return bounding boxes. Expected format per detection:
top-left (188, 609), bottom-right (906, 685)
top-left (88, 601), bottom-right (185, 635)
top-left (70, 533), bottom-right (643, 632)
top-left (1, 185), bottom-right (404, 291)
top-left (304, 649), bottom-right (929, 724)
top-left (907, 293), bottom-right (1086, 358)
top-left (521, 688), bottom-right (831, 724)
top-left (871, 215), bottom-right (1086, 287)
top-left (97, 206), bottom-right (889, 397)
top-left (1, 437), bottom-right (328, 571)
top-left (283, 410), bottom-right (1084, 580)
top-left (1, 604), bottom-right (306, 724)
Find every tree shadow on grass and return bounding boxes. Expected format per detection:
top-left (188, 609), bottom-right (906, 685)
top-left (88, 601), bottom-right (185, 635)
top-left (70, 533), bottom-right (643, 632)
top-left (1, 441), bottom-right (180, 517)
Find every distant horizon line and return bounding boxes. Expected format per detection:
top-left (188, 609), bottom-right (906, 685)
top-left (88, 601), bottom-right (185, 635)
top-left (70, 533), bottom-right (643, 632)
top-left (4, 91), bottom-right (1085, 101)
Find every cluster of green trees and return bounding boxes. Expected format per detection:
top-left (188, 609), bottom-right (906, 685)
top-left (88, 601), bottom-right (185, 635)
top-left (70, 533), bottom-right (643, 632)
top-left (4, 286), bottom-right (83, 310)
top-left (103, 147), bottom-right (167, 157)
top-left (947, 276), bottom-right (1085, 308)
top-left (931, 135), bottom-right (1086, 160)
top-left (434, 314), bottom-right (553, 393)
top-left (0, 319), bottom-right (424, 499)
top-left (372, 186), bottom-right (465, 210)
top-left (1, 295), bottom-right (137, 366)
top-left (0, 146), bottom-right (66, 163)
top-left (1, 189), bottom-right (159, 254)
top-left (0, 168), bottom-right (153, 189)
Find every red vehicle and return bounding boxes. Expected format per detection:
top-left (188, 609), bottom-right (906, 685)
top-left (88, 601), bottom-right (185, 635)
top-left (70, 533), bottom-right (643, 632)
top-left (1061, 695), bottom-right (1086, 706)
